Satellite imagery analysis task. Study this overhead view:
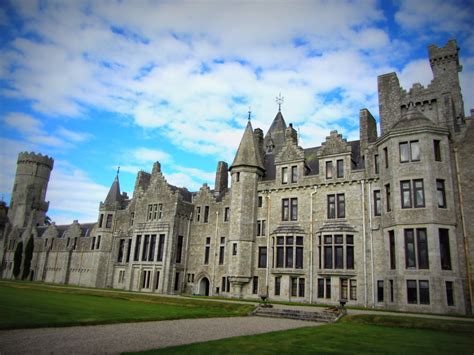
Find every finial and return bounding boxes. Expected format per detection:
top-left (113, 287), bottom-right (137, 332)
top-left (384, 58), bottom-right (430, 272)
top-left (248, 106), bottom-right (251, 121)
top-left (116, 166), bottom-right (120, 176)
top-left (276, 92), bottom-right (284, 112)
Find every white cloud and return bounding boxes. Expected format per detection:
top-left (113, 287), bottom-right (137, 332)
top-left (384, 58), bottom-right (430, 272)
top-left (398, 59), bottom-right (433, 90)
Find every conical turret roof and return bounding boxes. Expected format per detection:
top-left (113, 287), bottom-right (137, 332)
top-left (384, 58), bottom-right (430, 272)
top-left (264, 111), bottom-right (287, 152)
top-left (104, 174), bottom-right (122, 206)
top-left (230, 121), bottom-right (264, 171)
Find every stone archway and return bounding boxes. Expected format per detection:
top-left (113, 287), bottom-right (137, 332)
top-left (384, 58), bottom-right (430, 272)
top-left (199, 277), bottom-right (210, 296)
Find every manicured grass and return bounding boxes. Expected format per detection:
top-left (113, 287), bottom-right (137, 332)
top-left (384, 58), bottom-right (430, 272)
top-left (0, 281), bottom-right (254, 330)
top-left (132, 315), bottom-right (474, 354)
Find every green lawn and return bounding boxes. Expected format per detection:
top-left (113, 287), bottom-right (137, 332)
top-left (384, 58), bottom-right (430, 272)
top-left (0, 281), bottom-right (254, 330)
top-left (132, 315), bottom-right (474, 354)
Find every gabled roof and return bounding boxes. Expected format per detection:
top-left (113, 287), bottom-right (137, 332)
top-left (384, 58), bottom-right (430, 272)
top-left (230, 121), bottom-right (264, 171)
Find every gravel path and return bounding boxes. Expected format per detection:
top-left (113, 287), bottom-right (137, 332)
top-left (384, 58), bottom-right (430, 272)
top-left (0, 317), bottom-right (321, 354)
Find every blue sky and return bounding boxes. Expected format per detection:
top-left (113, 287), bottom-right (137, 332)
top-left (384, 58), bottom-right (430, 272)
top-left (0, 0), bottom-right (473, 224)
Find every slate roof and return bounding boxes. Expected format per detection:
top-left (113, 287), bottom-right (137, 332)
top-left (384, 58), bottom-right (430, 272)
top-left (230, 121), bottom-right (264, 171)
top-left (104, 175), bottom-right (122, 205)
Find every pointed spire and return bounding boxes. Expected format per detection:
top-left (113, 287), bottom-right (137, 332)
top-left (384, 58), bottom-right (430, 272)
top-left (264, 110), bottom-right (287, 153)
top-left (230, 120), bottom-right (264, 171)
top-left (104, 174), bottom-right (122, 206)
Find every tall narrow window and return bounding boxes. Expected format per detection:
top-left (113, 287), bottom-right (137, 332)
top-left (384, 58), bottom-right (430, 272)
top-left (374, 154), bottom-right (379, 174)
top-left (326, 278), bottom-right (331, 298)
top-left (117, 239), bottom-right (125, 262)
top-left (224, 207), bottom-right (230, 222)
top-left (134, 235), bottom-right (142, 262)
top-left (295, 237), bottom-right (304, 269)
top-left (419, 280), bottom-right (430, 304)
top-left (390, 280), bottom-right (394, 302)
top-left (232, 243), bottom-right (237, 256)
top-left (405, 229), bottom-right (416, 268)
top-left (176, 235), bottom-right (183, 263)
top-left (142, 235), bottom-right (150, 261)
top-left (350, 279), bottom-right (357, 300)
top-left (324, 236), bottom-right (333, 269)
top-left (275, 276), bottom-right (281, 296)
top-left (417, 228), bottom-right (429, 269)
top-left (326, 161), bottom-right (333, 179)
top-left (106, 214), bottom-right (113, 228)
top-left (439, 229), bottom-right (452, 270)
top-left (377, 280), bottom-right (384, 302)
top-left (174, 272), bottom-right (180, 291)
top-left (196, 207), bottom-right (201, 222)
top-left (91, 237), bottom-right (96, 250)
top-left (374, 190), bottom-right (381, 216)
top-left (383, 147), bottom-right (388, 168)
top-left (413, 179), bottom-right (425, 207)
top-left (149, 235), bottom-right (156, 262)
top-left (203, 206), bottom-right (209, 223)
top-left (407, 280), bottom-right (417, 304)
top-left (291, 166), bottom-right (298, 183)
top-left (282, 167), bottom-right (288, 184)
top-left (153, 204), bottom-right (158, 220)
top-left (336, 159), bottom-right (344, 178)
top-left (258, 196), bottom-right (263, 207)
top-left (204, 237), bottom-right (210, 265)
top-left (253, 276), bottom-right (258, 294)
top-left (446, 281), bottom-right (454, 306)
top-left (327, 195), bottom-right (336, 219)
top-left (219, 244), bottom-right (225, 265)
top-left (99, 214), bottom-right (104, 228)
top-left (157, 234), bottom-right (165, 261)
top-left (282, 198), bottom-right (289, 221)
top-left (434, 139), bottom-right (442, 161)
top-left (148, 205), bottom-right (153, 221)
top-left (400, 142), bottom-right (409, 162)
top-left (299, 278), bottom-right (305, 297)
top-left (291, 277), bottom-right (298, 297)
top-left (290, 198), bottom-right (298, 221)
top-left (346, 235), bottom-right (354, 269)
top-left (258, 247), bottom-right (267, 268)
top-left (410, 141), bottom-right (420, 161)
top-left (337, 194), bottom-right (345, 218)
top-left (158, 203), bottom-right (163, 219)
top-left (389, 230), bottom-right (396, 269)
top-left (385, 184), bottom-right (391, 212)
top-left (401, 180), bottom-right (412, 208)
top-left (437, 179), bottom-right (446, 208)
top-left (340, 278), bottom-right (348, 299)
top-left (318, 279), bottom-right (325, 298)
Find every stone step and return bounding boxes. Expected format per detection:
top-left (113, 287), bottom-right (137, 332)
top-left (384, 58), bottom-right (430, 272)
top-left (252, 306), bottom-right (342, 323)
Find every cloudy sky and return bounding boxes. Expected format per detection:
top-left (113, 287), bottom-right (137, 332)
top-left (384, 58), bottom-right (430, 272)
top-left (0, 0), bottom-right (473, 224)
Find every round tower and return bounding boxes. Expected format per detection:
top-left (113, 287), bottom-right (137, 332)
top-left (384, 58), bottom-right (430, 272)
top-left (8, 152), bottom-right (54, 228)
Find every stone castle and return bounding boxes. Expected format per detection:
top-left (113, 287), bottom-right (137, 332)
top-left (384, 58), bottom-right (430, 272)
top-left (1, 40), bottom-right (473, 315)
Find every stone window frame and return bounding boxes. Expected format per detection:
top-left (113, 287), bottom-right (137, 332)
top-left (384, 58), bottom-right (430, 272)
top-left (399, 140), bottom-right (421, 163)
top-left (290, 277), bottom-right (305, 297)
top-left (404, 228), bottom-right (429, 269)
top-left (436, 179), bottom-right (447, 208)
top-left (256, 220), bottom-right (266, 236)
top-left (273, 235), bottom-right (304, 269)
top-left (407, 279), bottom-right (430, 305)
top-left (327, 193), bottom-right (345, 219)
top-left (317, 277), bottom-right (331, 299)
top-left (319, 233), bottom-right (354, 270)
top-left (281, 197), bottom-right (298, 221)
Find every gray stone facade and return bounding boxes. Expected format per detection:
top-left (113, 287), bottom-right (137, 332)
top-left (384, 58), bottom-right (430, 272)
top-left (1, 40), bottom-right (473, 315)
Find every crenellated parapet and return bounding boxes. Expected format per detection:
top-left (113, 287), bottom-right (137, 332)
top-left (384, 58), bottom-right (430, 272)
top-left (17, 152), bottom-right (54, 170)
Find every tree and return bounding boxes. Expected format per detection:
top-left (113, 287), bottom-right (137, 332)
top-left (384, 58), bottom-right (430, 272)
top-left (22, 236), bottom-right (34, 280)
top-left (12, 241), bottom-right (23, 279)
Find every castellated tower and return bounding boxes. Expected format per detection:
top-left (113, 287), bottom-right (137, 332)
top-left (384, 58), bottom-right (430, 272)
top-left (228, 121), bottom-right (265, 297)
top-left (8, 152), bottom-right (54, 228)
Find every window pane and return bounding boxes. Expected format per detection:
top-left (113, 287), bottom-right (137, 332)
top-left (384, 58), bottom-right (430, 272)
top-left (377, 280), bottom-right (384, 302)
top-left (410, 141), bottom-right (420, 161)
top-left (407, 280), bottom-right (417, 304)
top-left (446, 281), bottom-right (454, 306)
top-left (437, 180), bottom-right (446, 208)
top-left (374, 190), bottom-right (381, 216)
top-left (324, 246), bottom-right (333, 269)
top-left (326, 161), bottom-right (333, 179)
top-left (401, 181), bottom-right (412, 208)
top-left (414, 180), bottom-right (425, 207)
top-left (400, 142), bottom-right (409, 162)
top-left (405, 229), bottom-right (416, 268)
top-left (434, 140), bottom-right (442, 161)
top-left (296, 236), bottom-right (304, 245)
top-left (275, 277), bottom-right (281, 296)
top-left (419, 280), bottom-right (430, 304)
top-left (318, 279), bottom-right (324, 298)
top-left (299, 278), bottom-right (305, 297)
top-left (341, 279), bottom-right (348, 299)
top-left (276, 247), bottom-right (284, 267)
top-left (439, 229), bottom-right (452, 270)
top-left (337, 159), bottom-right (344, 178)
top-left (328, 195), bottom-right (336, 219)
top-left (324, 235), bottom-right (332, 244)
top-left (337, 194), bottom-right (345, 218)
top-left (291, 166), bottom-right (298, 183)
top-left (326, 278), bottom-right (331, 299)
top-left (335, 246), bottom-right (343, 269)
top-left (346, 246), bottom-right (354, 269)
top-left (291, 198), bottom-right (298, 221)
top-left (282, 167), bottom-right (288, 184)
top-left (296, 247), bottom-right (303, 269)
top-left (286, 246), bottom-right (293, 268)
top-left (258, 247), bottom-right (267, 268)
top-left (291, 278), bottom-right (297, 297)
top-left (335, 235), bottom-right (343, 244)
top-left (389, 231), bottom-right (396, 270)
top-left (282, 199), bottom-right (289, 221)
top-left (417, 229), bottom-right (429, 269)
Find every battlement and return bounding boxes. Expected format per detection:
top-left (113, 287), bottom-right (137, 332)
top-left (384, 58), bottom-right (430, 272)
top-left (428, 39), bottom-right (462, 73)
top-left (17, 152), bottom-right (54, 170)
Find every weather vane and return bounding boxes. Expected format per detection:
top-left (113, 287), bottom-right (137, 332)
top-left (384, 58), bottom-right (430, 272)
top-left (117, 166), bottom-right (120, 176)
top-left (248, 106), bottom-right (252, 121)
top-left (276, 92), bottom-right (284, 112)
